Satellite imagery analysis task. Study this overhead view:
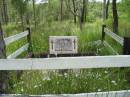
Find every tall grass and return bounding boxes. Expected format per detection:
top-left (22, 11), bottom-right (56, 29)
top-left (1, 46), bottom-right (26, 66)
top-left (9, 68), bottom-right (130, 94)
top-left (3, 19), bottom-right (130, 94)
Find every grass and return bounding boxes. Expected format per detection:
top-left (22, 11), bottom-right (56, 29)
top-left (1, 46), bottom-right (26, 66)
top-left (8, 68), bottom-right (130, 94)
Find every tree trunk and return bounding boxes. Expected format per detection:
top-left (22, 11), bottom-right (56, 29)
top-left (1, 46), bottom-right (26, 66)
top-left (103, 0), bottom-right (106, 21)
top-left (60, 0), bottom-right (63, 21)
top-left (84, 0), bottom-right (88, 22)
top-left (1, 7), bottom-right (5, 23)
top-left (72, 0), bottom-right (76, 23)
top-left (0, 22), bottom-right (8, 94)
top-left (112, 0), bottom-right (118, 34)
top-left (20, 12), bottom-right (24, 31)
top-left (81, 0), bottom-right (86, 23)
top-left (2, 0), bottom-right (8, 24)
top-left (106, 0), bottom-right (110, 19)
top-left (32, 0), bottom-right (36, 28)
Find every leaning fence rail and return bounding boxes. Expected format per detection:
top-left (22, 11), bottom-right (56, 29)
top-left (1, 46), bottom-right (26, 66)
top-left (102, 25), bottom-right (130, 55)
top-left (7, 43), bottom-right (29, 59)
top-left (104, 28), bottom-right (124, 46)
top-left (4, 31), bottom-right (29, 46)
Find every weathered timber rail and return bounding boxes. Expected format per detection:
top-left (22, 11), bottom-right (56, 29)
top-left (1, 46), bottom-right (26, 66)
top-left (0, 22), bottom-right (32, 59)
top-left (0, 55), bottom-right (130, 70)
top-left (102, 25), bottom-right (130, 55)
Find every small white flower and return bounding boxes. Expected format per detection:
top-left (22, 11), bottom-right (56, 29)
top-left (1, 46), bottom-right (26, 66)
top-left (43, 76), bottom-right (51, 81)
top-left (111, 80), bottom-right (116, 84)
top-left (21, 88), bottom-right (24, 92)
top-left (98, 89), bottom-right (101, 92)
top-left (64, 73), bottom-right (67, 76)
top-left (105, 71), bottom-right (108, 74)
top-left (34, 85), bottom-right (38, 88)
top-left (57, 81), bottom-right (59, 84)
top-left (75, 74), bottom-right (78, 77)
top-left (64, 73), bottom-right (68, 77)
top-left (111, 80), bottom-right (117, 85)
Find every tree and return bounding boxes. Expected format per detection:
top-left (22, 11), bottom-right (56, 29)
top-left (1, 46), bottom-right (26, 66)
top-left (0, 22), bottom-right (8, 93)
top-left (65, 0), bottom-right (88, 30)
top-left (106, 0), bottom-right (110, 19)
top-left (81, 0), bottom-right (87, 23)
top-left (112, 0), bottom-right (118, 34)
top-left (32, 0), bottom-right (36, 28)
top-left (60, 0), bottom-right (63, 21)
top-left (0, 0), bottom-right (8, 24)
top-left (103, 0), bottom-right (106, 21)
top-left (72, 0), bottom-right (76, 23)
top-left (11, 0), bottom-right (28, 31)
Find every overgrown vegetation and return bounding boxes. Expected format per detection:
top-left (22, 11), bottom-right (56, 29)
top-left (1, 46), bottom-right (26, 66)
top-left (0, 0), bottom-right (130, 94)
top-left (8, 68), bottom-right (130, 94)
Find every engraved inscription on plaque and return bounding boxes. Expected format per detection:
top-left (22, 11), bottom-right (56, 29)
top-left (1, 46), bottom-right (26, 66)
top-left (49, 36), bottom-right (78, 54)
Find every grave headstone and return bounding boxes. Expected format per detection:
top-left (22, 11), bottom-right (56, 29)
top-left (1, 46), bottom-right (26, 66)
top-left (49, 36), bottom-right (78, 54)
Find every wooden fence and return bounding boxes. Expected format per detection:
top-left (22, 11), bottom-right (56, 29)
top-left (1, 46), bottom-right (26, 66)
top-left (0, 22), bottom-right (130, 96)
top-left (0, 22), bottom-right (32, 59)
top-left (0, 55), bottom-right (130, 97)
top-left (0, 55), bottom-right (130, 70)
top-left (102, 25), bottom-right (130, 55)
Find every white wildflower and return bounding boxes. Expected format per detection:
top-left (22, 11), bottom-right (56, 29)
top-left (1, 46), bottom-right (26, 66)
top-left (111, 80), bottom-right (117, 85)
top-left (98, 89), bottom-right (101, 92)
top-left (43, 76), bottom-right (51, 81)
top-left (34, 85), bottom-right (38, 88)
top-left (21, 88), bottom-right (24, 92)
top-left (75, 74), bottom-right (78, 77)
top-left (57, 81), bottom-right (59, 84)
top-left (104, 71), bottom-right (108, 74)
top-left (64, 73), bottom-right (67, 77)
top-left (111, 80), bottom-right (116, 84)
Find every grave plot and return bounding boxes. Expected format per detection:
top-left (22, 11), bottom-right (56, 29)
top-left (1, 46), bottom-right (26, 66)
top-left (1, 21), bottom-right (130, 97)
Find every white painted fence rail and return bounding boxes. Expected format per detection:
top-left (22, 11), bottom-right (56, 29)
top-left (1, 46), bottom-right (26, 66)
top-left (103, 41), bottom-right (119, 55)
top-left (0, 90), bottom-right (130, 97)
top-left (104, 28), bottom-right (124, 46)
top-left (4, 31), bottom-right (29, 46)
top-left (7, 43), bottom-right (29, 59)
top-left (0, 55), bottom-right (130, 70)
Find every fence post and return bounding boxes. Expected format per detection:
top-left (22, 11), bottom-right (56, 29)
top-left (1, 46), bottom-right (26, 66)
top-left (27, 27), bottom-right (33, 56)
top-left (0, 22), bottom-right (6, 58)
top-left (26, 16), bottom-right (30, 28)
top-left (102, 24), bottom-right (106, 42)
top-left (123, 37), bottom-right (130, 55)
top-left (0, 22), bottom-right (8, 93)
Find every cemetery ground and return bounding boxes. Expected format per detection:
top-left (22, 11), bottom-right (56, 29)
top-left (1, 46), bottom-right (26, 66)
top-left (2, 19), bottom-right (130, 94)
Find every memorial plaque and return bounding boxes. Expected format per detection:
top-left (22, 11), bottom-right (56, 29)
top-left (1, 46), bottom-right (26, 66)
top-left (49, 36), bottom-right (78, 54)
